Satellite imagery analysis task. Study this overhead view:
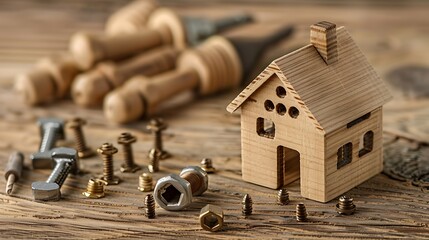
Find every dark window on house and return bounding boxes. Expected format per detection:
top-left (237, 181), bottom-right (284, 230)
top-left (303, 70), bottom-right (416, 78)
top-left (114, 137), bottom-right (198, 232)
top-left (276, 86), bottom-right (286, 98)
top-left (337, 142), bottom-right (352, 169)
top-left (359, 131), bottom-right (374, 157)
top-left (347, 113), bottom-right (371, 128)
top-left (264, 100), bottom-right (274, 111)
top-left (276, 104), bottom-right (287, 115)
top-left (256, 117), bottom-right (275, 139)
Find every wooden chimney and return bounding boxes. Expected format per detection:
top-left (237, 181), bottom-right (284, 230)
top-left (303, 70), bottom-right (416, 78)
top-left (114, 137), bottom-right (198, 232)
top-left (310, 21), bottom-right (338, 65)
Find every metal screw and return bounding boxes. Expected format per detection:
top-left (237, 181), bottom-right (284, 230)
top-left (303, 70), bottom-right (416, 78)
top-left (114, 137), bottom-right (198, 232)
top-left (97, 143), bottom-right (121, 185)
top-left (147, 118), bottom-right (169, 159)
top-left (4, 152), bottom-right (24, 195)
top-left (67, 118), bottom-right (94, 158)
top-left (31, 118), bottom-right (65, 169)
top-left (138, 172), bottom-right (154, 192)
top-left (31, 147), bottom-right (77, 201)
top-left (118, 132), bottom-right (141, 173)
top-left (199, 204), bottom-right (224, 232)
top-left (296, 203), bottom-right (308, 222)
top-left (148, 148), bottom-right (161, 173)
top-left (336, 195), bottom-right (356, 215)
top-left (242, 194), bottom-right (253, 216)
top-left (200, 158), bottom-right (216, 173)
top-left (82, 178), bottom-right (105, 199)
top-left (154, 166), bottom-right (208, 211)
top-left (277, 188), bottom-right (289, 205)
top-left (144, 194), bottom-right (156, 219)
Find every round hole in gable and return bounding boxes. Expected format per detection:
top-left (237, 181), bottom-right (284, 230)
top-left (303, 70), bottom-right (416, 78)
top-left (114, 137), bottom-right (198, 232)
top-left (276, 86), bottom-right (286, 98)
top-left (289, 106), bottom-right (299, 118)
top-left (264, 100), bottom-right (274, 111)
top-left (276, 103), bottom-right (287, 115)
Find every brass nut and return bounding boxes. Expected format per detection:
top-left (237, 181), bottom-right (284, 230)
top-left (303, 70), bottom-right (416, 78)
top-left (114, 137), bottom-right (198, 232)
top-left (82, 178), bottom-right (105, 199)
top-left (199, 204), bottom-right (224, 232)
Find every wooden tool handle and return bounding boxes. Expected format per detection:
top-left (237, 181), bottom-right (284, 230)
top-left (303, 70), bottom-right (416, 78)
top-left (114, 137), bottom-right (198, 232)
top-left (104, 69), bottom-right (199, 123)
top-left (147, 8), bottom-right (186, 50)
top-left (69, 29), bottom-right (170, 70)
top-left (105, 0), bottom-right (158, 35)
top-left (71, 46), bottom-right (179, 108)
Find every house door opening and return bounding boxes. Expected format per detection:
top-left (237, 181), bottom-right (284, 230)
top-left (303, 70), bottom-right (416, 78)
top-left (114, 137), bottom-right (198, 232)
top-left (277, 145), bottom-right (300, 186)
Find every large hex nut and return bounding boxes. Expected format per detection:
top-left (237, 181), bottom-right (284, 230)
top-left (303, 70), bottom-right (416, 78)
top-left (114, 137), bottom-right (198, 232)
top-left (180, 166), bottom-right (208, 196)
top-left (154, 174), bottom-right (192, 211)
top-left (199, 204), bottom-right (224, 232)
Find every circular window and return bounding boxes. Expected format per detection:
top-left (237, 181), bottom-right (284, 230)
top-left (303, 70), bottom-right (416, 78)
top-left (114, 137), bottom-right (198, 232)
top-left (289, 107), bottom-right (300, 118)
top-left (264, 100), bottom-right (274, 111)
top-left (276, 86), bottom-right (286, 98)
top-left (276, 103), bottom-right (287, 115)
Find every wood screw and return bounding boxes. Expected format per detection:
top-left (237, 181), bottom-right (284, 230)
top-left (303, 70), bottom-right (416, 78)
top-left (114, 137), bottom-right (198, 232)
top-left (97, 143), bottom-right (121, 185)
top-left (148, 148), bottom-right (161, 173)
top-left (277, 188), bottom-right (290, 205)
top-left (242, 194), bottom-right (253, 216)
top-left (67, 118), bottom-right (94, 158)
top-left (145, 194), bottom-right (156, 219)
top-left (296, 203), bottom-right (308, 222)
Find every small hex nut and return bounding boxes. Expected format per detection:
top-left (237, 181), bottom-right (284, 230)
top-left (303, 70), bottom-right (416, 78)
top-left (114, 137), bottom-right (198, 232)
top-left (200, 204), bottom-right (224, 232)
top-left (180, 166), bottom-right (208, 196)
top-left (154, 174), bottom-right (192, 211)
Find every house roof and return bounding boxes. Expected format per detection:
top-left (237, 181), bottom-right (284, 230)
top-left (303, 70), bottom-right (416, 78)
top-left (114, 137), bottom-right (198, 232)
top-left (227, 26), bottom-right (392, 134)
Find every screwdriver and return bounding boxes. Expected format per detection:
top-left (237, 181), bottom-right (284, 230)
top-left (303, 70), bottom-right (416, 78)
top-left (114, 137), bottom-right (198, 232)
top-left (4, 152), bottom-right (24, 195)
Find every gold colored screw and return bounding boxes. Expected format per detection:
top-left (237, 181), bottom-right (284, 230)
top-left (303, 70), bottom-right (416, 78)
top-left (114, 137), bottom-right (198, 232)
top-left (242, 194), bottom-right (253, 216)
top-left (118, 132), bottom-right (141, 173)
top-left (144, 194), bottom-right (156, 219)
top-left (148, 148), bottom-right (161, 173)
top-left (296, 203), bottom-right (308, 222)
top-left (67, 118), bottom-right (94, 158)
top-left (277, 188), bottom-right (289, 205)
top-left (82, 178), bottom-right (105, 198)
top-left (97, 143), bottom-right (121, 185)
top-left (147, 118), bottom-right (169, 159)
top-left (200, 158), bottom-right (216, 173)
top-left (336, 195), bottom-right (356, 215)
top-left (138, 172), bottom-right (154, 192)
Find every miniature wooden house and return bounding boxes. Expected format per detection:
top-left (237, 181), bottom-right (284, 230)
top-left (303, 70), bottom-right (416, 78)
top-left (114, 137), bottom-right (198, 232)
top-left (226, 21), bottom-right (392, 202)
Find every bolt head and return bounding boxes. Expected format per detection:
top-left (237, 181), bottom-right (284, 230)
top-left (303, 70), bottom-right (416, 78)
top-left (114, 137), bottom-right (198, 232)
top-left (120, 163), bottom-right (141, 173)
top-left (199, 204), bottom-right (224, 232)
top-left (98, 176), bottom-right (121, 185)
top-left (32, 181), bottom-right (60, 201)
top-left (78, 148), bottom-right (95, 158)
top-left (147, 118), bottom-right (167, 132)
top-left (180, 166), bottom-right (208, 196)
top-left (154, 174), bottom-right (192, 211)
top-left (117, 132), bottom-right (137, 144)
top-left (67, 117), bottom-right (86, 128)
top-left (97, 143), bottom-right (118, 155)
top-left (38, 118), bottom-right (65, 140)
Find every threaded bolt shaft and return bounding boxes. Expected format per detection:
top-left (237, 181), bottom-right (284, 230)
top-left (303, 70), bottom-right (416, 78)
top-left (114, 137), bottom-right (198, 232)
top-left (118, 132), bottom-right (140, 173)
top-left (296, 203), bottom-right (308, 222)
top-left (148, 148), bottom-right (160, 173)
top-left (145, 194), bottom-right (156, 219)
top-left (242, 194), bottom-right (253, 216)
top-left (336, 195), bottom-right (356, 215)
top-left (67, 118), bottom-right (93, 158)
top-left (138, 173), bottom-right (154, 192)
top-left (97, 143), bottom-right (120, 185)
top-left (277, 188), bottom-right (289, 205)
top-left (102, 154), bottom-right (114, 181)
top-left (147, 118), bottom-right (169, 159)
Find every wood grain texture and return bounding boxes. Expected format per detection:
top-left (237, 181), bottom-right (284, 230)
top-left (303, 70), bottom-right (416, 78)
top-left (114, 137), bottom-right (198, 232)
top-left (0, 0), bottom-right (428, 239)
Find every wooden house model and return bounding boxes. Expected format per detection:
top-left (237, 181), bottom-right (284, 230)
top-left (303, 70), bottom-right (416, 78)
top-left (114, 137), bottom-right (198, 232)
top-left (226, 21), bottom-right (392, 202)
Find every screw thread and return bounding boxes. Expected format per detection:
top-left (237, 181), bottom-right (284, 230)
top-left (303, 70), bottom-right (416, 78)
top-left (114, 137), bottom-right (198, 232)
top-left (47, 160), bottom-right (72, 187)
top-left (181, 172), bottom-right (203, 195)
top-left (102, 154), bottom-right (114, 181)
top-left (73, 127), bottom-right (87, 152)
top-left (86, 179), bottom-right (104, 194)
top-left (40, 126), bottom-right (57, 152)
top-left (122, 143), bottom-right (134, 167)
top-left (148, 149), bottom-right (160, 173)
top-left (145, 194), bottom-right (156, 219)
top-left (138, 173), bottom-right (153, 192)
top-left (296, 203), bottom-right (308, 222)
top-left (154, 131), bottom-right (163, 151)
top-left (277, 188), bottom-right (290, 205)
top-left (337, 195), bottom-right (356, 215)
top-left (242, 194), bottom-right (253, 216)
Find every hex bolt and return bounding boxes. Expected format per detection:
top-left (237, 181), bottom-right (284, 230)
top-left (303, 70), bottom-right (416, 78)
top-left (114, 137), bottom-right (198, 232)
top-left (296, 203), bottom-right (308, 222)
top-left (67, 117), bottom-right (94, 158)
top-left (31, 147), bottom-right (77, 201)
top-left (242, 194), bottom-right (253, 216)
top-left (82, 178), bottom-right (105, 199)
top-left (336, 195), bottom-right (356, 215)
top-left (277, 188), bottom-right (290, 205)
top-left (97, 143), bottom-right (121, 185)
top-left (199, 204), bottom-right (224, 232)
top-left (200, 158), bottom-right (216, 173)
top-left (138, 172), bottom-right (154, 192)
top-left (144, 194), bottom-right (156, 219)
top-left (154, 166), bottom-right (208, 211)
top-left (4, 152), bottom-right (24, 195)
top-left (147, 118), bottom-right (170, 159)
top-left (117, 132), bottom-right (141, 173)
top-left (31, 118), bottom-right (65, 169)
top-left (148, 148), bottom-right (161, 173)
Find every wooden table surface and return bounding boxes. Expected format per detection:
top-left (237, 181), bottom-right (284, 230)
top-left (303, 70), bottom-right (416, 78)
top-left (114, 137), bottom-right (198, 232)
top-left (0, 1), bottom-right (428, 239)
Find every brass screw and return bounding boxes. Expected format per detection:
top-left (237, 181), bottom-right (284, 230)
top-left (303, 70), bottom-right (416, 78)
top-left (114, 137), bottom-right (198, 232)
top-left (138, 172), bottom-right (154, 192)
top-left (242, 194), bottom-right (253, 216)
top-left (336, 195), bottom-right (356, 215)
top-left (82, 178), bottom-right (105, 198)
top-left (277, 188), bottom-right (289, 205)
top-left (67, 118), bottom-right (94, 158)
top-left (144, 194), bottom-right (156, 219)
top-left (97, 143), bottom-right (121, 185)
top-left (296, 203), bottom-right (308, 222)
top-left (200, 158), bottom-right (216, 173)
top-left (199, 204), bottom-right (224, 232)
top-left (117, 132), bottom-right (141, 173)
top-left (148, 148), bottom-right (161, 173)
top-left (147, 118), bottom-right (169, 159)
